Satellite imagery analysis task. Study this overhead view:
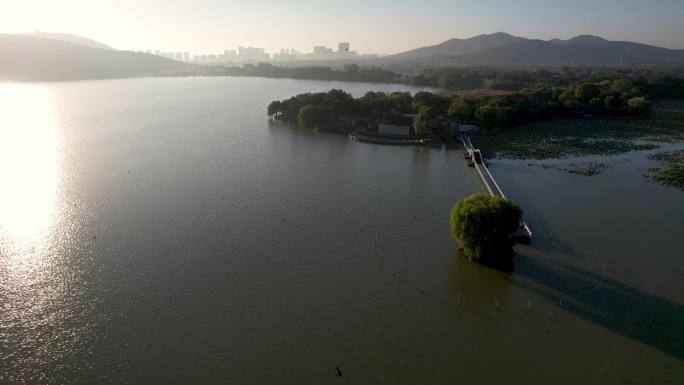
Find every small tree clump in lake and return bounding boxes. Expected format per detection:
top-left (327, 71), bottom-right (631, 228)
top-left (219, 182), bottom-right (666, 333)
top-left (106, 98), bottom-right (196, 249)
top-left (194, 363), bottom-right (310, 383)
top-left (449, 194), bottom-right (522, 264)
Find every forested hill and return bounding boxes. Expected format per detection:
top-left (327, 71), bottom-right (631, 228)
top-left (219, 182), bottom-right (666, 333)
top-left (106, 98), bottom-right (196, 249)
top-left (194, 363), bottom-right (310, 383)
top-left (0, 34), bottom-right (193, 82)
top-left (22, 32), bottom-right (115, 51)
top-left (383, 33), bottom-right (684, 67)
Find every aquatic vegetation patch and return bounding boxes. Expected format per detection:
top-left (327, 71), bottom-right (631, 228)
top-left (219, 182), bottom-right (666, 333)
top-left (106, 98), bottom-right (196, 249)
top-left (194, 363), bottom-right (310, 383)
top-left (474, 100), bottom-right (684, 160)
top-left (478, 133), bottom-right (658, 160)
top-left (645, 150), bottom-right (684, 190)
top-left (528, 162), bottom-right (611, 176)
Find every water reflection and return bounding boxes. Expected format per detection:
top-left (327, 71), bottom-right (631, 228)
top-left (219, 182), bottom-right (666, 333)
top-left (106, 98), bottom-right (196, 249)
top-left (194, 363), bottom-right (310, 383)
top-left (0, 84), bottom-right (58, 246)
top-left (0, 84), bottom-right (83, 384)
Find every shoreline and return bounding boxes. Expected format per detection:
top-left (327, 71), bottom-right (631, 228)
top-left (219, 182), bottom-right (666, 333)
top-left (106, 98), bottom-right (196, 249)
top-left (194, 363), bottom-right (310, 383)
top-left (348, 129), bottom-right (442, 146)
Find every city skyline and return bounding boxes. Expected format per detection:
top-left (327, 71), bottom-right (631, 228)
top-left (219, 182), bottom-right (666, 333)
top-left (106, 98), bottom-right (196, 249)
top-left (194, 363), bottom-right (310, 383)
top-left (2, 0), bottom-right (684, 55)
top-left (138, 42), bottom-right (365, 64)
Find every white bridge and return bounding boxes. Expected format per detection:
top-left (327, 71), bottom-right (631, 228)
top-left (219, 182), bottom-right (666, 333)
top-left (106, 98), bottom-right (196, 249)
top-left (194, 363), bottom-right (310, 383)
top-left (460, 135), bottom-right (533, 244)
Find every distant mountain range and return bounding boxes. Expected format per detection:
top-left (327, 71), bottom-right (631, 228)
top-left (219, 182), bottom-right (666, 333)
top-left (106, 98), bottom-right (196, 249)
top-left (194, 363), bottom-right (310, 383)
top-left (384, 32), bottom-right (684, 67)
top-left (0, 34), bottom-right (192, 82)
top-left (387, 32), bottom-right (527, 60)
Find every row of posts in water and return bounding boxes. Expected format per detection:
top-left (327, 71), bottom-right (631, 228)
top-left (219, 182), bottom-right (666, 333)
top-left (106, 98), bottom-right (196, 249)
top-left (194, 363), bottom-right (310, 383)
top-left (371, 216), bottom-right (570, 313)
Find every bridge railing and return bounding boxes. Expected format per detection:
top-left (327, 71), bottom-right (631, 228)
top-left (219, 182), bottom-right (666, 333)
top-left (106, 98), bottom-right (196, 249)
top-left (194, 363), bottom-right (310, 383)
top-left (460, 134), bottom-right (532, 239)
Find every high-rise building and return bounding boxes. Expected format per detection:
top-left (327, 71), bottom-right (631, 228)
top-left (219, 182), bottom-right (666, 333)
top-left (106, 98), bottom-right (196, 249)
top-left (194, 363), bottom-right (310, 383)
top-left (273, 48), bottom-right (302, 61)
top-left (223, 50), bottom-right (238, 62)
top-left (313, 46), bottom-right (333, 55)
top-left (238, 47), bottom-right (270, 62)
top-left (312, 46), bottom-right (335, 59)
top-left (338, 42), bottom-right (350, 53)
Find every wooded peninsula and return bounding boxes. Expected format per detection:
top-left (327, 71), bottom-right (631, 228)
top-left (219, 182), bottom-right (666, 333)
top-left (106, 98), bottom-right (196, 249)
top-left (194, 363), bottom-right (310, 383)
top-left (268, 67), bottom-right (684, 132)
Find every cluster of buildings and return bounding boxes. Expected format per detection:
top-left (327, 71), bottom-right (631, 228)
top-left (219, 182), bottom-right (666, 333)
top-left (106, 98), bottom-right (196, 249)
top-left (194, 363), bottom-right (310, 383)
top-left (136, 51), bottom-right (191, 62)
top-left (136, 42), bottom-right (370, 64)
top-left (271, 43), bottom-right (356, 62)
top-left (190, 47), bottom-right (271, 64)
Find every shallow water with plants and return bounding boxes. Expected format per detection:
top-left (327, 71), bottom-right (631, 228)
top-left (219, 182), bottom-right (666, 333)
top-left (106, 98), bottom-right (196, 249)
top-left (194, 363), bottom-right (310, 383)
top-left (646, 149), bottom-right (684, 189)
top-left (475, 99), bottom-right (684, 160)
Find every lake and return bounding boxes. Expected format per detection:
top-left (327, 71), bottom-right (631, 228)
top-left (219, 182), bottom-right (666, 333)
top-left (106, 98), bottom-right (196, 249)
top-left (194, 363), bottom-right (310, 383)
top-left (1, 77), bottom-right (682, 384)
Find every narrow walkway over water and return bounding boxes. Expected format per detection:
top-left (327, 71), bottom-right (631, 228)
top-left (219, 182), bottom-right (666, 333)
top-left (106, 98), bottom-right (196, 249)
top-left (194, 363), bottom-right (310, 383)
top-left (460, 134), bottom-right (533, 243)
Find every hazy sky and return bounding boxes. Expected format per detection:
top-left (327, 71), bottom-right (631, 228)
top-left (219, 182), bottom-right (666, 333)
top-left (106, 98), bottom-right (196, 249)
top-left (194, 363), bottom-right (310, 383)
top-left (2, 0), bottom-right (683, 54)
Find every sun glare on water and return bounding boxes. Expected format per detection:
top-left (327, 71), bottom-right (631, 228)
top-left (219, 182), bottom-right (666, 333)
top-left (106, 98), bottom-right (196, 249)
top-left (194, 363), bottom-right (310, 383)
top-left (0, 85), bottom-right (95, 382)
top-left (0, 84), bottom-right (59, 247)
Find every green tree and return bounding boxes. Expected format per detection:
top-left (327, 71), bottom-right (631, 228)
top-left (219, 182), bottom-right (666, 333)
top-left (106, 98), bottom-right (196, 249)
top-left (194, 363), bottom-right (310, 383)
top-left (412, 91), bottom-right (450, 113)
top-left (589, 97), bottom-right (603, 109)
top-left (474, 105), bottom-right (515, 130)
top-left (267, 100), bottom-right (282, 117)
top-left (563, 99), bottom-right (581, 110)
top-left (558, 90), bottom-right (576, 104)
top-left (343, 64), bottom-right (360, 74)
top-left (474, 105), bottom-right (498, 130)
top-left (409, 74), bottom-right (431, 86)
top-left (449, 194), bottom-right (523, 263)
top-left (574, 83), bottom-right (601, 102)
top-left (627, 96), bottom-right (650, 115)
top-left (448, 97), bottom-right (476, 121)
top-left (496, 106), bottom-right (515, 128)
top-left (298, 105), bottom-right (332, 129)
top-left (413, 105), bottom-right (430, 137)
top-left (604, 94), bottom-right (623, 110)
top-left (610, 79), bottom-right (634, 93)
top-left (389, 92), bottom-right (413, 112)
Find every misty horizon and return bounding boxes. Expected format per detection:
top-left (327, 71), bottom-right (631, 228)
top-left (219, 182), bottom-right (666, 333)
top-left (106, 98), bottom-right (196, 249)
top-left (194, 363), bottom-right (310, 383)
top-left (2, 0), bottom-right (683, 55)
top-left (9, 30), bottom-right (684, 61)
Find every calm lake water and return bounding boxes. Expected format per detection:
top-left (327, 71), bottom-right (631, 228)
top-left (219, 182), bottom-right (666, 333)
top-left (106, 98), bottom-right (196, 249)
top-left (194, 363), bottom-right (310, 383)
top-left (1, 77), bottom-right (683, 385)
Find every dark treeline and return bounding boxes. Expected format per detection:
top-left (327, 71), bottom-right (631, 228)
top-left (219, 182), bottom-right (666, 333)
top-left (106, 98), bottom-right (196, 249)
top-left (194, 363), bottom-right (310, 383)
top-left (268, 69), bottom-right (684, 132)
top-left (203, 63), bottom-right (404, 83)
top-left (409, 66), bottom-right (684, 92)
top-left (446, 71), bottom-right (684, 129)
top-left (203, 62), bottom-right (684, 96)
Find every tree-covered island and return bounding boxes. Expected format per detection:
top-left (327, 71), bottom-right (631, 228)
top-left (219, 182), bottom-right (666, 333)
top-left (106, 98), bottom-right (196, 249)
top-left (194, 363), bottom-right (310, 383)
top-left (267, 68), bottom-right (684, 144)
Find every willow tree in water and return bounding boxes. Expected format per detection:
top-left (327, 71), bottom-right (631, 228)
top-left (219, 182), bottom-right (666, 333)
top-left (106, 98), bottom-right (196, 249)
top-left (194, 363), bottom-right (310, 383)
top-left (449, 193), bottom-right (522, 263)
